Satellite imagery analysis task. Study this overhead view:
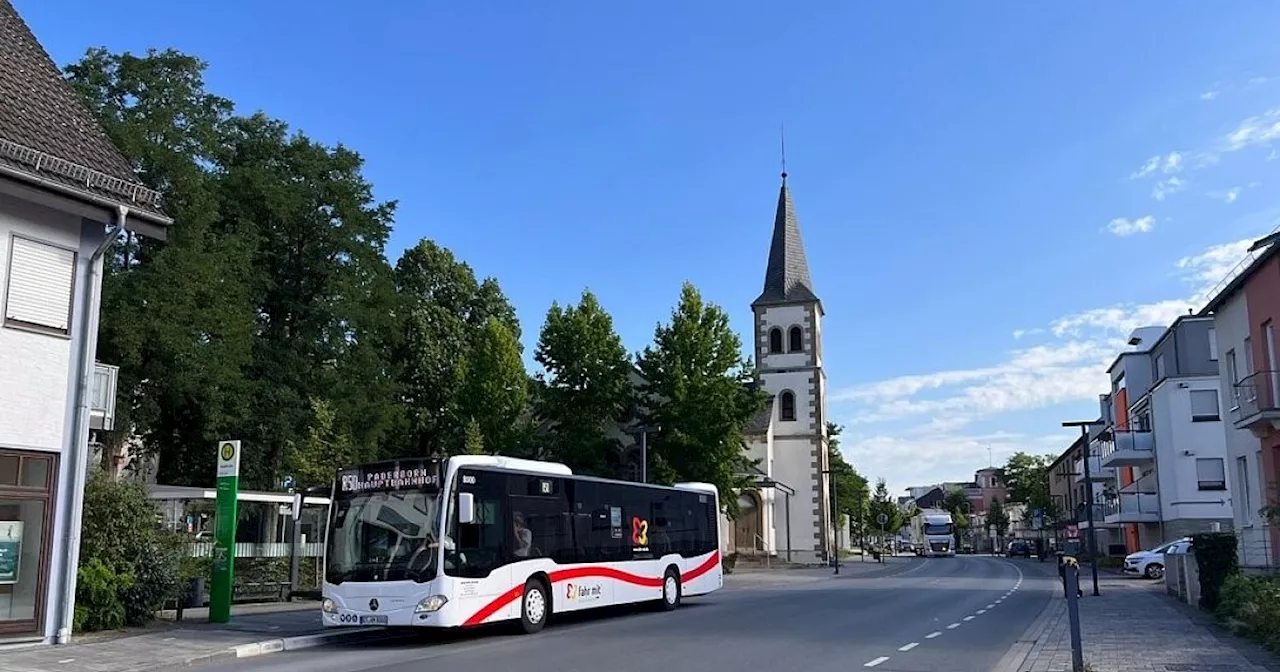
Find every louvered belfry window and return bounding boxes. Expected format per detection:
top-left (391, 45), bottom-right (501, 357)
top-left (5, 235), bottom-right (76, 335)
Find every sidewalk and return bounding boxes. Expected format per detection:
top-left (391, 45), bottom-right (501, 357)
top-left (1014, 576), bottom-right (1280, 672)
top-left (3, 602), bottom-right (391, 672)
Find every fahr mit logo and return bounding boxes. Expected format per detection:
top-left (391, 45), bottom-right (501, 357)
top-left (565, 582), bottom-right (603, 601)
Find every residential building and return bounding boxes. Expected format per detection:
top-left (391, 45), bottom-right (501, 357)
top-left (0, 1), bottom-right (171, 644)
top-left (1050, 419), bottom-right (1110, 555)
top-left (1201, 231), bottom-right (1280, 568)
top-left (732, 171), bottom-right (834, 564)
top-left (1099, 318), bottom-right (1234, 554)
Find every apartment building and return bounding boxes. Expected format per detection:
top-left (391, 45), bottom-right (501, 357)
top-left (1201, 231), bottom-right (1280, 568)
top-left (1098, 319), bottom-right (1234, 554)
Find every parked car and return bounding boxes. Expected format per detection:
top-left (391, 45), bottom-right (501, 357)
top-left (1123, 537), bottom-right (1191, 580)
top-left (1006, 540), bottom-right (1032, 557)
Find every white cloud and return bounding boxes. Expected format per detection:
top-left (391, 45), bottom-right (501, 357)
top-left (844, 430), bottom-right (1072, 496)
top-left (1107, 215), bottom-right (1156, 236)
top-left (1131, 152), bottom-right (1183, 179)
top-left (1153, 176), bottom-right (1186, 201)
top-left (1209, 187), bottom-right (1241, 204)
top-left (1012, 328), bottom-right (1044, 340)
top-left (1201, 90), bottom-right (1220, 101)
top-left (1223, 108), bottom-right (1280, 152)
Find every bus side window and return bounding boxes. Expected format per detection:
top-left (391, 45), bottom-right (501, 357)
top-left (449, 472), bottom-right (507, 578)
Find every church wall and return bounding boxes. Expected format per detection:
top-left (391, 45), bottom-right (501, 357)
top-left (754, 304), bottom-right (812, 368)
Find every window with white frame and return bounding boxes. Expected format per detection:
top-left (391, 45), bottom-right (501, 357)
top-left (1208, 328), bottom-right (1218, 360)
top-left (4, 235), bottom-right (76, 335)
top-left (1189, 389), bottom-right (1221, 422)
top-left (1196, 457), bottom-right (1227, 491)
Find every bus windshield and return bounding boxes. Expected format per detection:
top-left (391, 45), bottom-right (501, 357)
top-left (325, 489), bottom-right (443, 584)
top-left (924, 523), bottom-right (953, 536)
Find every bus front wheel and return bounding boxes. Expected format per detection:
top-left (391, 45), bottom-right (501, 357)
top-left (519, 579), bottom-right (549, 634)
top-left (660, 567), bottom-right (681, 611)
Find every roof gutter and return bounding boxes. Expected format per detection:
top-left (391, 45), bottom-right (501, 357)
top-left (52, 205), bottom-right (127, 644)
top-left (0, 162), bottom-right (171, 237)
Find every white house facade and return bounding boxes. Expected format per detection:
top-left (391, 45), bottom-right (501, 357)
top-left (0, 1), bottom-right (171, 644)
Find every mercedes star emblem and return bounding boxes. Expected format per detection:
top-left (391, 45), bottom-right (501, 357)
top-left (369, 598), bottom-right (379, 611)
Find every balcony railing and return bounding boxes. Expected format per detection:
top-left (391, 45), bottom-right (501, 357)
top-left (1097, 430), bottom-right (1156, 468)
top-left (1103, 493), bottom-right (1160, 524)
top-left (1073, 503), bottom-right (1108, 527)
top-left (1233, 370), bottom-right (1280, 430)
top-left (1118, 469), bottom-right (1159, 495)
top-left (1072, 455), bottom-right (1115, 484)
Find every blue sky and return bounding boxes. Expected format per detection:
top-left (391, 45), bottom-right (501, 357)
top-left (20, 1), bottom-right (1280, 495)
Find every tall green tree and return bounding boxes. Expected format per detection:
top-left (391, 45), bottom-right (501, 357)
top-left (827, 423), bottom-right (869, 535)
top-left (533, 290), bottom-right (634, 475)
top-left (1003, 452), bottom-right (1058, 522)
top-left (458, 317), bottom-right (530, 455)
top-left (942, 488), bottom-right (971, 531)
top-left (393, 240), bottom-right (521, 458)
top-left (217, 113), bottom-right (400, 487)
top-left (65, 48), bottom-right (256, 484)
top-left (635, 283), bottom-right (766, 515)
top-left (988, 497), bottom-right (1010, 536)
top-left (868, 478), bottom-right (903, 535)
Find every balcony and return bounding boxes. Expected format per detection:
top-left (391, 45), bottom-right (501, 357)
top-left (1097, 430), bottom-right (1155, 468)
top-left (1072, 455), bottom-right (1116, 484)
top-left (1074, 503), bottom-right (1115, 529)
top-left (1232, 371), bottom-right (1280, 437)
top-left (1118, 469), bottom-right (1159, 495)
top-left (90, 362), bottom-right (119, 431)
top-left (1103, 493), bottom-right (1160, 524)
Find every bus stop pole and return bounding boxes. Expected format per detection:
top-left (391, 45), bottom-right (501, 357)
top-left (288, 491), bottom-right (303, 600)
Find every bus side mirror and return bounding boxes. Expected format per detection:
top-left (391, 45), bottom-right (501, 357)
top-left (458, 492), bottom-right (476, 525)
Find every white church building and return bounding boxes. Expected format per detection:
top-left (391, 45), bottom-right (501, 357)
top-left (727, 172), bottom-right (834, 565)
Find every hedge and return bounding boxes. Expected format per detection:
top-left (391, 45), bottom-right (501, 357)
top-left (1216, 574), bottom-right (1280, 652)
top-left (1190, 532), bottom-right (1238, 612)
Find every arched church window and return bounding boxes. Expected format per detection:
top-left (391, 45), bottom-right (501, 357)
top-left (768, 328), bottom-right (783, 354)
top-left (779, 390), bottom-right (796, 421)
top-left (788, 325), bottom-right (803, 352)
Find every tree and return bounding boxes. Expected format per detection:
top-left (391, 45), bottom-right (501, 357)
top-left (1003, 452), bottom-right (1058, 523)
top-left (942, 488), bottom-right (970, 531)
top-left (533, 290), bottom-right (634, 476)
top-left (988, 497), bottom-right (1010, 536)
top-left (393, 240), bottom-right (522, 458)
top-left (65, 48), bottom-right (257, 485)
top-left (463, 417), bottom-right (486, 455)
top-left (827, 423), bottom-right (869, 536)
top-left (868, 478), bottom-right (903, 537)
top-left (281, 399), bottom-right (358, 488)
top-left (458, 317), bottom-right (530, 455)
top-left (635, 282), bottom-right (765, 515)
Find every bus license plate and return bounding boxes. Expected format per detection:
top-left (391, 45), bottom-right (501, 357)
top-left (359, 615), bottom-right (388, 625)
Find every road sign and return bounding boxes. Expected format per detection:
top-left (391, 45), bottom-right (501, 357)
top-left (209, 440), bottom-right (241, 624)
top-left (877, 513), bottom-right (888, 526)
top-left (281, 475), bottom-right (295, 491)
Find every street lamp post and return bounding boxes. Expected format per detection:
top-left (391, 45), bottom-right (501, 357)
top-left (1063, 420), bottom-right (1101, 597)
top-left (633, 424), bottom-right (660, 483)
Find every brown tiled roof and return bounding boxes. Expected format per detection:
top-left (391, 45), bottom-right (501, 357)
top-left (0, 0), bottom-right (169, 223)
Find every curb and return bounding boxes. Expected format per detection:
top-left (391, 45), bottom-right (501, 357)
top-left (992, 580), bottom-right (1060, 672)
top-left (143, 627), bottom-right (399, 672)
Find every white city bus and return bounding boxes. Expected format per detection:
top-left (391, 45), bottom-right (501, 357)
top-left (320, 455), bottom-right (723, 634)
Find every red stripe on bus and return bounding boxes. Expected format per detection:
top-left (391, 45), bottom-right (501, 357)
top-left (461, 551), bottom-right (720, 627)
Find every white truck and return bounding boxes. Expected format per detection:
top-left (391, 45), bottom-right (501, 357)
top-left (909, 508), bottom-right (956, 557)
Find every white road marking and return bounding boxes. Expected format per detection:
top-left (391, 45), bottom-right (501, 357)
top-left (986, 603), bottom-right (996, 608)
top-left (865, 657), bottom-right (890, 667)
top-left (925, 631), bottom-right (942, 639)
top-left (947, 622), bottom-right (961, 629)
top-left (963, 615), bottom-right (975, 621)
top-left (899, 642), bottom-right (919, 651)
top-left (976, 609), bottom-right (987, 614)
top-left (58, 660), bottom-right (75, 665)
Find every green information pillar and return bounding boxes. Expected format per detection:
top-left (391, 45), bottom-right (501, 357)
top-left (209, 440), bottom-right (241, 623)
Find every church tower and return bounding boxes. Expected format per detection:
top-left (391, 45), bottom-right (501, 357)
top-left (751, 172), bottom-right (832, 562)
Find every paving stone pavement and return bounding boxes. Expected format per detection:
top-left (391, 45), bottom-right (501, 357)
top-left (1017, 576), bottom-right (1280, 672)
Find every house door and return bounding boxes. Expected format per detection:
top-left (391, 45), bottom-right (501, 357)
top-left (733, 493), bottom-right (762, 554)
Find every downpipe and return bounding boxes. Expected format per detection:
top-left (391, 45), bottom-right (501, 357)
top-left (53, 205), bottom-right (128, 644)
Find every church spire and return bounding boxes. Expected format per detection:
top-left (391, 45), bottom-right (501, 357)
top-left (752, 172), bottom-right (820, 309)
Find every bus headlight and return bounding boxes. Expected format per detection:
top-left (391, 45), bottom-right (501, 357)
top-left (322, 598), bottom-right (338, 614)
top-left (414, 595), bottom-right (448, 613)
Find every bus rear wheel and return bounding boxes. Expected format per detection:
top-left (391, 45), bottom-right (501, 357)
top-left (520, 579), bottom-right (549, 634)
top-left (660, 568), bottom-right (681, 611)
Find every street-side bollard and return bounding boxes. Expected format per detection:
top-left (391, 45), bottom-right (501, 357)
top-left (1065, 567), bottom-right (1084, 672)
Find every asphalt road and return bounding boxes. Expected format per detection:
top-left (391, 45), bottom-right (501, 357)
top-left (194, 556), bottom-right (1058, 672)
